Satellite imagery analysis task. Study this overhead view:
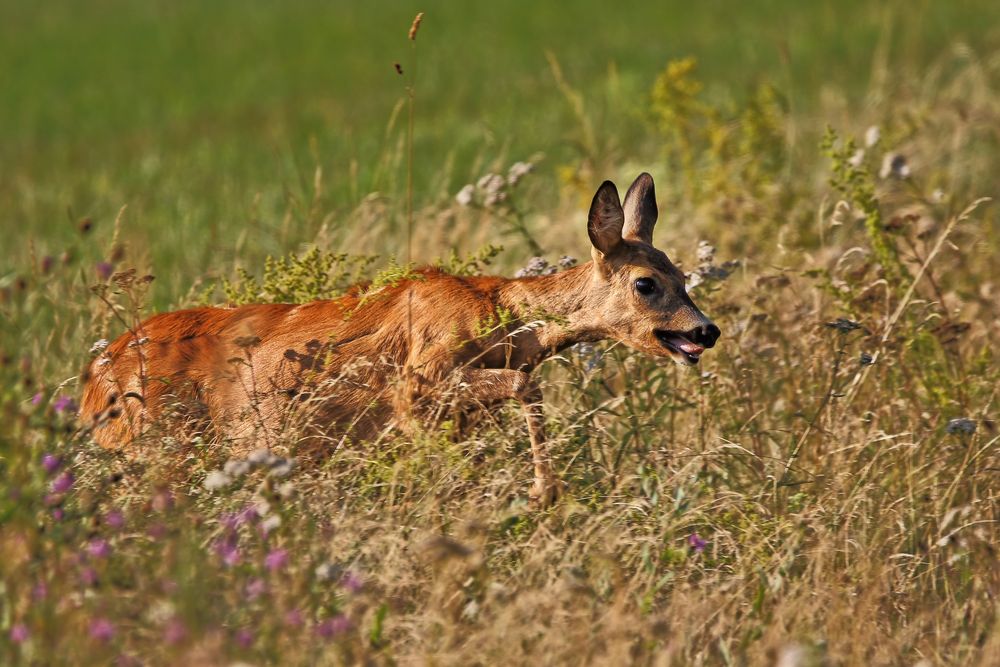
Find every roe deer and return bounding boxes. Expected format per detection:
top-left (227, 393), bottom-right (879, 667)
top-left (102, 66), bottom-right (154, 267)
top-left (81, 173), bottom-right (720, 505)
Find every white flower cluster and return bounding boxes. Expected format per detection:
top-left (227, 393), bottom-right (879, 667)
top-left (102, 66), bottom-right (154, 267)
top-left (203, 448), bottom-right (297, 491)
top-left (686, 241), bottom-right (738, 290)
top-left (455, 160), bottom-right (535, 208)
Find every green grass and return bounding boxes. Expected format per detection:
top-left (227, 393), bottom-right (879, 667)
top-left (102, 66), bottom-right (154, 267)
top-left (2, 2), bottom-right (1000, 665)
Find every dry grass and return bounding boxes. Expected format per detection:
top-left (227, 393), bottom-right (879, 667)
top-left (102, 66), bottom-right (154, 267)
top-left (2, 26), bottom-right (999, 667)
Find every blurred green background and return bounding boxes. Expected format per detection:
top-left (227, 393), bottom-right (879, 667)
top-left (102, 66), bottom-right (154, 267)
top-left (2, 0), bottom-right (998, 305)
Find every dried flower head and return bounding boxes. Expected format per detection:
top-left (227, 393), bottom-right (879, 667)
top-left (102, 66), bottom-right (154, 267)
top-left (408, 12), bottom-right (424, 40)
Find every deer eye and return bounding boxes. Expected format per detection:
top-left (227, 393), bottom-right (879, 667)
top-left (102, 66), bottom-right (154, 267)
top-left (634, 278), bottom-right (657, 295)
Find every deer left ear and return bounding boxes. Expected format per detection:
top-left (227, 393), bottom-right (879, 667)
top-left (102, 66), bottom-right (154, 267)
top-left (587, 180), bottom-right (624, 256)
top-left (622, 172), bottom-right (657, 244)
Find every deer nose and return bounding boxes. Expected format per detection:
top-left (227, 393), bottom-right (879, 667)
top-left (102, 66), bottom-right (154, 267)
top-left (689, 323), bottom-right (721, 348)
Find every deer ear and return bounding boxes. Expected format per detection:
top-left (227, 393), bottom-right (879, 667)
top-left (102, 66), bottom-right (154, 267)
top-left (587, 180), bottom-right (624, 256)
top-left (622, 173), bottom-right (657, 244)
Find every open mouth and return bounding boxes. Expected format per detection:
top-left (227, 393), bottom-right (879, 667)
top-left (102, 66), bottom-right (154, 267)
top-left (654, 330), bottom-right (705, 365)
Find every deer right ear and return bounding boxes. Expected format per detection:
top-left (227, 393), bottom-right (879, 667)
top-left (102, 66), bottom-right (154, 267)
top-left (587, 180), bottom-right (624, 256)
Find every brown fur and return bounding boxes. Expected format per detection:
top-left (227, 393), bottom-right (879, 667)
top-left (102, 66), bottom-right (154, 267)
top-left (80, 174), bottom-right (719, 504)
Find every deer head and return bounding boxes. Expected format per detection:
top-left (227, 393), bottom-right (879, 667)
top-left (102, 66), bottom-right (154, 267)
top-left (585, 173), bottom-right (720, 365)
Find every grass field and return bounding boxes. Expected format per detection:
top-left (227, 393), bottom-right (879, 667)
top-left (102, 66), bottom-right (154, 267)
top-left (2, 2), bottom-right (1000, 665)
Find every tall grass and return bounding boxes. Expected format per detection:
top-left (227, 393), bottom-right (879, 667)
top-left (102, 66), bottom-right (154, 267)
top-left (1, 5), bottom-right (999, 666)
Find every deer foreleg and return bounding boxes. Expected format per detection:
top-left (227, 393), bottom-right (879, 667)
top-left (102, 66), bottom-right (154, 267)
top-left (459, 368), bottom-right (561, 506)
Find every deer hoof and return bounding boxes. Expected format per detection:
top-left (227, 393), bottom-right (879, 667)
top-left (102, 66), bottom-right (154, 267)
top-left (529, 478), bottom-right (564, 508)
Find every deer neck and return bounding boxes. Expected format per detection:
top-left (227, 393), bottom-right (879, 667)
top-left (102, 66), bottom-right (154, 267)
top-left (500, 262), bottom-right (607, 355)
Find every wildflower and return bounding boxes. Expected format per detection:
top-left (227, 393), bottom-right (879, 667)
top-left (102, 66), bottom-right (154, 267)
top-left (455, 184), bottom-right (475, 207)
top-left (31, 392), bottom-right (43, 406)
top-left (476, 173), bottom-right (505, 194)
top-left (315, 614), bottom-right (351, 639)
top-left (89, 618), bottom-right (115, 642)
top-left (89, 339), bottom-right (110, 355)
top-left (284, 609), bottom-right (304, 627)
top-left (507, 161), bottom-right (534, 186)
top-left (95, 262), bottom-right (114, 280)
top-left (10, 623), bottom-right (29, 643)
top-left (514, 256), bottom-right (549, 278)
top-left (86, 538), bottom-right (112, 559)
top-left (268, 459), bottom-right (295, 478)
top-left (32, 582), bottom-right (48, 600)
top-left (50, 471), bottom-right (74, 494)
top-left (879, 152), bottom-right (910, 179)
top-left (42, 454), bottom-right (61, 474)
top-left (80, 567), bottom-right (99, 587)
top-left (52, 508), bottom-right (64, 521)
top-left (558, 255), bottom-right (577, 269)
top-left (260, 514), bottom-right (282, 535)
top-left (264, 548), bottom-right (289, 573)
top-left (203, 470), bottom-right (232, 491)
top-left (483, 190), bottom-right (507, 207)
top-left (52, 396), bottom-right (78, 415)
top-left (696, 240), bottom-right (716, 264)
top-left (864, 125), bottom-right (881, 147)
top-left (163, 617), bottom-right (187, 644)
top-left (945, 418), bottom-right (976, 435)
top-left (688, 533), bottom-right (707, 553)
top-left (104, 510), bottom-right (125, 530)
top-left (235, 628), bottom-right (255, 648)
top-left (245, 578), bottom-right (267, 601)
top-left (340, 570), bottom-right (363, 594)
top-left (223, 459), bottom-right (251, 478)
top-left (248, 448), bottom-right (278, 467)
top-left (848, 148), bottom-right (865, 168)
top-left (215, 537), bottom-right (241, 567)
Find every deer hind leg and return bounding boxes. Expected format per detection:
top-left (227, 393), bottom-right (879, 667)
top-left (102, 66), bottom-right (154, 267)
top-left (459, 368), bottom-right (562, 507)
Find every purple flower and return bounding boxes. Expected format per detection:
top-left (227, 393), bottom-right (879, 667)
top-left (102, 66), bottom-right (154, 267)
top-left (42, 454), bottom-right (61, 474)
top-left (340, 570), bottom-right (363, 594)
top-left (214, 536), bottom-right (241, 567)
top-left (79, 566), bottom-right (99, 587)
top-left (96, 262), bottom-right (114, 280)
top-left (264, 548), bottom-right (288, 573)
top-left (104, 510), bottom-right (125, 530)
top-left (32, 582), bottom-right (48, 600)
top-left (315, 614), bottom-right (351, 639)
top-left (10, 623), bottom-right (29, 643)
top-left (688, 533), bottom-right (707, 553)
top-left (50, 472), bottom-right (74, 494)
top-left (245, 577), bottom-right (266, 601)
top-left (52, 395), bottom-right (78, 415)
top-left (235, 628), bottom-right (255, 648)
top-left (89, 618), bottom-right (115, 642)
top-left (52, 508), bottom-right (64, 521)
top-left (147, 522), bottom-right (167, 540)
top-left (86, 538), bottom-right (112, 559)
top-left (284, 609), bottom-right (304, 627)
top-left (31, 392), bottom-right (43, 406)
top-left (163, 617), bottom-right (187, 644)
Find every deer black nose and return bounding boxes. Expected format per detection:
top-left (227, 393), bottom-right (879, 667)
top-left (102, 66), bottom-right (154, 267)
top-left (689, 323), bottom-right (721, 348)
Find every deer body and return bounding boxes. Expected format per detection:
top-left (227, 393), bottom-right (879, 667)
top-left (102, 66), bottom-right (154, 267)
top-left (81, 174), bottom-right (719, 504)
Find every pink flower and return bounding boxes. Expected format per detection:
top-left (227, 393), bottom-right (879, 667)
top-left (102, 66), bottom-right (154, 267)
top-left (96, 262), bottom-right (114, 280)
top-left (264, 548), bottom-right (288, 573)
top-left (688, 533), bottom-right (707, 553)
top-left (235, 628), bottom-right (255, 648)
top-left (10, 623), bottom-right (29, 643)
top-left (163, 617), bottom-right (187, 644)
top-left (340, 570), bottom-right (363, 594)
top-left (86, 538), bottom-right (111, 559)
top-left (284, 609), bottom-right (304, 627)
top-left (31, 392), bottom-right (43, 406)
top-left (50, 472), bottom-right (74, 494)
top-left (89, 617), bottom-right (115, 642)
top-left (214, 536), bottom-right (241, 567)
top-left (315, 614), bottom-right (351, 639)
top-left (79, 566), bottom-right (99, 587)
top-left (245, 578), bottom-right (266, 601)
top-left (104, 510), bottom-right (125, 530)
top-left (52, 396), bottom-right (78, 415)
top-left (42, 454), bottom-right (61, 474)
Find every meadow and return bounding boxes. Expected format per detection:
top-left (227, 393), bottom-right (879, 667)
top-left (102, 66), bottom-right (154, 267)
top-left (1, 1), bottom-right (999, 664)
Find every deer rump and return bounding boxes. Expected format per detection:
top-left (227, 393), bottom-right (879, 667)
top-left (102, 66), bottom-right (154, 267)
top-left (80, 173), bottom-right (720, 505)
